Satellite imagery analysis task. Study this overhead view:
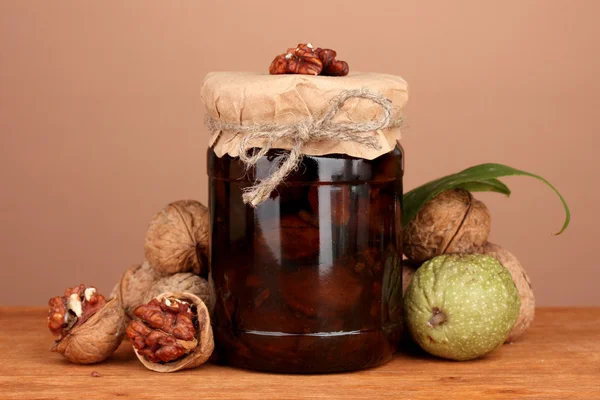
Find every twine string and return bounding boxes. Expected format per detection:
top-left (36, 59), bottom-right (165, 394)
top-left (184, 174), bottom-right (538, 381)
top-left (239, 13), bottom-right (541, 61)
top-left (205, 88), bottom-right (398, 207)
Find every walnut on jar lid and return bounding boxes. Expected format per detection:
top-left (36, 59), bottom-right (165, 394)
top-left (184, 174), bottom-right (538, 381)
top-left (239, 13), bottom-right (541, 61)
top-left (269, 43), bottom-right (349, 76)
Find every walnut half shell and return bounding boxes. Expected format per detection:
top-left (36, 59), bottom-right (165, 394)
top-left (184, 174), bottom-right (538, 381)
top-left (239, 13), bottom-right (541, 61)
top-left (147, 273), bottom-right (216, 315)
top-left (51, 298), bottom-right (127, 364)
top-left (128, 292), bottom-right (214, 372)
top-left (113, 261), bottom-right (216, 319)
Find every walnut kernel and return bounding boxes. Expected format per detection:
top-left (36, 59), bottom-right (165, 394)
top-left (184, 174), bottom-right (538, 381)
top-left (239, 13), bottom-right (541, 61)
top-left (127, 292), bottom-right (214, 372)
top-left (48, 285), bottom-right (127, 364)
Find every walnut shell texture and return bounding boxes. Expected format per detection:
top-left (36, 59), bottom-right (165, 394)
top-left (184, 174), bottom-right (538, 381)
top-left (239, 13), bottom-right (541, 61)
top-left (51, 298), bottom-right (127, 364)
top-left (131, 292), bottom-right (214, 372)
top-left (146, 273), bottom-right (216, 315)
top-left (483, 242), bottom-right (535, 342)
top-left (116, 261), bottom-right (158, 318)
top-left (144, 200), bottom-right (209, 278)
top-left (403, 189), bottom-right (491, 263)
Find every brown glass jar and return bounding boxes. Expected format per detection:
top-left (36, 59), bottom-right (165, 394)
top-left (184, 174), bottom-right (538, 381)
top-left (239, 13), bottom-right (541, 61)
top-left (208, 145), bottom-right (404, 373)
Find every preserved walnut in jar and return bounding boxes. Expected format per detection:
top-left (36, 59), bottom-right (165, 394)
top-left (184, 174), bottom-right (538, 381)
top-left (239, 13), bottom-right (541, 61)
top-left (202, 72), bottom-right (408, 373)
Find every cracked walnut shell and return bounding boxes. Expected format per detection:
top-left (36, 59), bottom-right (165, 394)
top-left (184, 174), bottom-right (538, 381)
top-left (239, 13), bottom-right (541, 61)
top-left (48, 285), bottom-right (127, 364)
top-left (403, 189), bottom-right (491, 263)
top-left (127, 292), bottom-right (214, 372)
top-left (113, 261), bottom-right (216, 318)
top-left (148, 273), bottom-right (216, 315)
top-left (144, 200), bottom-right (210, 278)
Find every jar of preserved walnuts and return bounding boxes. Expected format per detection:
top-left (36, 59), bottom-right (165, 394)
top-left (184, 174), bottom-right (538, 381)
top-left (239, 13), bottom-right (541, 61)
top-left (202, 72), bottom-right (408, 373)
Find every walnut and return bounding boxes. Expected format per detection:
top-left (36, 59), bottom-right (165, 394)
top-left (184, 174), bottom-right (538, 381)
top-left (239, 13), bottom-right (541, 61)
top-left (144, 200), bottom-right (209, 278)
top-left (314, 48), bottom-right (349, 76)
top-left (147, 273), bottom-right (216, 315)
top-left (269, 44), bottom-right (350, 76)
top-left (127, 292), bottom-right (214, 372)
top-left (401, 243), bottom-right (535, 343)
top-left (128, 299), bottom-right (195, 363)
top-left (48, 285), bottom-right (106, 339)
top-left (114, 261), bottom-right (158, 318)
top-left (269, 43), bottom-right (323, 76)
top-left (483, 242), bottom-right (535, 343)
top-left (47, 285), bottom-right (127, 364)
top-left (403, 189), bottom-right (491, 263)
top-left (113, 260), bottom-right (215, 319)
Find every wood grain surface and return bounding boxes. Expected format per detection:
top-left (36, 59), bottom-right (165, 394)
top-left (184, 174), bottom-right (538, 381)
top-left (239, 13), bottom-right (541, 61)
top-left (0, 307), bottom-right (599, 400)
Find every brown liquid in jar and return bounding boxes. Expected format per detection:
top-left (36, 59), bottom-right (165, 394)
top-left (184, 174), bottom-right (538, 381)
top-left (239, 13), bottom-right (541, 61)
top-left (208, 146), bottom-right (404, 373)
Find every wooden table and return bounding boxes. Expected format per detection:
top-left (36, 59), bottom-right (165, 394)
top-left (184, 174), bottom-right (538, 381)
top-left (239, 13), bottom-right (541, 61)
top-left (0, 307), bottom-right (599, 399)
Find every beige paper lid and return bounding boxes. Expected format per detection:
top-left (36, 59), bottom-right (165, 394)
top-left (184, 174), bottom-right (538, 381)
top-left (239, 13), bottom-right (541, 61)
top-left (201, 71), bottom-right (408, 160)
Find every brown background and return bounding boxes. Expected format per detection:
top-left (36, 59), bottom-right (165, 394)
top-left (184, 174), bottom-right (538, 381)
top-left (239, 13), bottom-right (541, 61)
top-left (1, 1), bottom-right (598, 306)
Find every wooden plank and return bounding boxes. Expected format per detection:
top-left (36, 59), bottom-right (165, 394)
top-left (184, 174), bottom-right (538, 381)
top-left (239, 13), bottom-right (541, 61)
top-left (0, 307), bottom-right (599, 399)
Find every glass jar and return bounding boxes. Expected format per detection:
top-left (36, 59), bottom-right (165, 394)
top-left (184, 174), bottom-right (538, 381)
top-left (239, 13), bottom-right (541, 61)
top-left (207, 145), bottom-right (404, 373)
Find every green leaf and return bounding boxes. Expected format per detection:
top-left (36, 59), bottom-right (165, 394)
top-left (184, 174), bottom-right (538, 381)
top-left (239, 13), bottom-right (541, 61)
top-left (454, 178), bottom-right (511, 196)
top-left (402, 163), bottom-right (570, 234)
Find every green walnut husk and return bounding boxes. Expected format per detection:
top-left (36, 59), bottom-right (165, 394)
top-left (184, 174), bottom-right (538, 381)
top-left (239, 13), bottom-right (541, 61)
top-left (404, 254), bottom-right (520, 361)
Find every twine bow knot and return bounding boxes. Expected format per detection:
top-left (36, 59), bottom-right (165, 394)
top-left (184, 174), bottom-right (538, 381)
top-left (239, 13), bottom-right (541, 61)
top-left (205, 88), bottom-right (399, 207)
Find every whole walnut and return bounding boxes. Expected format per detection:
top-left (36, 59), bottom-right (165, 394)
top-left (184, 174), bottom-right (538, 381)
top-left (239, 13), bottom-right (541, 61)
top-left (483, 242), bottom-right (535, 342)
top-left (114, 261), bottom-right (158, 318)
top-left (144, 200), bottom-right (210, 278)
top-left (47, 285), bottom-right (127, 364)
top-left (403, 189), bottom-right (491, 263)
